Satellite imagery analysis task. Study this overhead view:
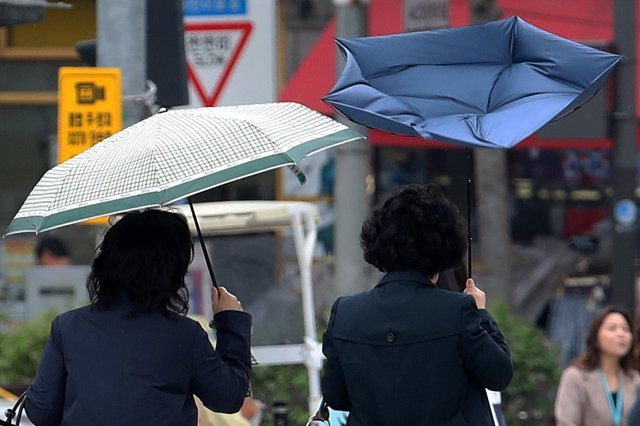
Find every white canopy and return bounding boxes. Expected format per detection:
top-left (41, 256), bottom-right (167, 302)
top-left (172, 200), bottom-right (319, 235)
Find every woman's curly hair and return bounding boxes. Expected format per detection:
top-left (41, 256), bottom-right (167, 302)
top-left (360, 183), bottom-right (467, 276)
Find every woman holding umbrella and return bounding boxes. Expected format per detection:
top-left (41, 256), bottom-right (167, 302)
top-left (321, 183), bottom-right (512, 425)
top-left (24, 209), bottom-right (252, 426)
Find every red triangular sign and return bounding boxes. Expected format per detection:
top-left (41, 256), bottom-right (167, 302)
top-left (184, 22), bottom-right (253, 107)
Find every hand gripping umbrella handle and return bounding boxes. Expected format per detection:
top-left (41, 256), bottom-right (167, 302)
top-left (188, 197), bottom-right (218, 288)
top-left (188, 199), bottom-right (258, 376)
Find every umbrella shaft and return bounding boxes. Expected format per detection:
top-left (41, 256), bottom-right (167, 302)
top-left (188, 197), bottom-right (218, 288)
top-left (466, 150), bottom-right (472, 278)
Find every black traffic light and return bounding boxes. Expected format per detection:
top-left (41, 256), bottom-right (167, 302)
top-left (75, 0), bottom-right (189, 108)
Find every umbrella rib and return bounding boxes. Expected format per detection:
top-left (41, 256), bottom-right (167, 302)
top-left (490, 90), bottom-right (581, 113)
top-left (46, 158), bottom-right (87, 217)
top-left (396, 94), bottom-right (486, 114)
top-left (150, 118), bottom-right (170, 204)
top-left (239, 120), bottom-right (297, 164)
top-left (487, 67), bottom-right (582, 112)
top-left (486, 66), bottom-right (509, 113)
top-left (363, 62), bottom-right (507, 80)
top-left (526, 63), bottom-right (584, 90)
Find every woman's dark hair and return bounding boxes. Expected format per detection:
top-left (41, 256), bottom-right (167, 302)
top-left (87, 209), bottom-right (193, 316)
top-left (360, 183), bottom-right (467, 276)
top-left (573, 306), bottom-right (637, 372)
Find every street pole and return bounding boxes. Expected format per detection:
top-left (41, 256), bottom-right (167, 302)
top-left (333, 0), bottom-right (371, 296)
top-left (92, 0), bottom-right (146, 250)
top-left (611, 0), bottom-right (637, 318)
top-left (97, 0), bottom-right (146, 127)
top-left (469, 0), bottom-right (511, 300)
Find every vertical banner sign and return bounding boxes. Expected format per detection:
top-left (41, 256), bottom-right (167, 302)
top-left (183, 0), bottom-right (277, 107)
top-left (58, 67), bottom-right (122, 225)
top-left (58, 67), bottom-right (122, 163)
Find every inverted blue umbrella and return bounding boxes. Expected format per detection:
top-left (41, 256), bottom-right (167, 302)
top-left (324, 16), bottom-right (621, 274)
top-left (324, 16), bottom-right (620, 148)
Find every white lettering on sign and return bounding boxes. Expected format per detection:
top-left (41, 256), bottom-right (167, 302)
top-left (404, 0), bottom-right (449, 32)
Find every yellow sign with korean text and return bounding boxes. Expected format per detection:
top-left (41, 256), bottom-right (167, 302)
top-left (58, 67), bottom-right (122, 163)
top-left (58, 67), bottom-right (122, 225)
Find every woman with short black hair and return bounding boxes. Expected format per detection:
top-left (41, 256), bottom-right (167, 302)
top-left (25, 209), bottom-right (252, 426)
top-left (87, 209), bottom-right (194, 316)
top-left (321, 183), bottom-right (513, 425)
top-left (360, 183), bottom-right (468, 276)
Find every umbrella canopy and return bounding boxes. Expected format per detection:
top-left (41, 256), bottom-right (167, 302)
top-left (5, 102), bottom-right (362, 236)
top-left (323, 16), bottom-right (621, 149)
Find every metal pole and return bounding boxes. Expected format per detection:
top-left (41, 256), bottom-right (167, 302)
top-left (291, 212), bottom-right (322, 414)
top-left (93, 0), bottom-right (147, 253)
top-left (333, 0), bottom-right (371, 296)
top-left (97, 0), bottom-right (146, 127)
top-left (611, 0), bottom-right (637, 318)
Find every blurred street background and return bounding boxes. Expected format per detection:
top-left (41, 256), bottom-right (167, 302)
top-left (0, 1), bottom-right (638, 424)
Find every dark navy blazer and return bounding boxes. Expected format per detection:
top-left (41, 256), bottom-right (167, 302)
top-left (321, 270), bottom-right (513, 426)
top-left (25, 303), bottom-right (252, 426)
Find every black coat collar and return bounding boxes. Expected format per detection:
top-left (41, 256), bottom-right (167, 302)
top-left (376, 270), bottom-right (436, 288)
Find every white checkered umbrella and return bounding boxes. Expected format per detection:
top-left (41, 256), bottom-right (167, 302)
top-left (5, 102), bottom-right (363, 236)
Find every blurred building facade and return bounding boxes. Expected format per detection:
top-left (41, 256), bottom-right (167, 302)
top-left (0, 0), bottom-right (638, 319)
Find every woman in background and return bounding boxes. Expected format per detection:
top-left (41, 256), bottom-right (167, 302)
top-left (555, 306), bottom-right (639, 426)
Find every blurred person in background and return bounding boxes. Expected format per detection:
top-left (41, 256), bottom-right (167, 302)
top-left (555, 306), bottom-right (639, 426)
top-left (321, 183), bottom-right (513, 425)
top-left (621, 320), bottom-right (640, 425)
top-left (35, 237), bottom-right (71, 266)
top-left (24, 210), bottom-right (252, 426)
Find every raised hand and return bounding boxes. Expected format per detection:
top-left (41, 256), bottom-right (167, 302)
top-left (463, 278), bottom-right (486, 309)
top-left (211, 287), bottom-right (243, 313)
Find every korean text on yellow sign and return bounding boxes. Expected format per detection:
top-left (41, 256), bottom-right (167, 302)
top-left (58, 67), bottom-right (122, 163)
top-left (58, 67), bottom-right (122, 225)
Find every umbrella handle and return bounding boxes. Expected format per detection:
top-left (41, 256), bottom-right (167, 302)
top-left (188, 197), bottom-right (219, 288)
top-left (187, 199), bottom-right (257, 371)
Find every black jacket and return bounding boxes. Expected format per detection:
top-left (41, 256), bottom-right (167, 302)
top-left (321, 270), bottom-right (513, 425)
top-left (25, 303), bottom-right (252, 426)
